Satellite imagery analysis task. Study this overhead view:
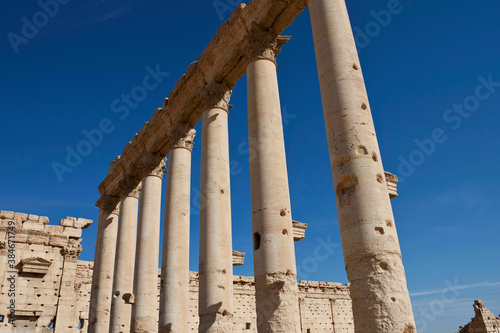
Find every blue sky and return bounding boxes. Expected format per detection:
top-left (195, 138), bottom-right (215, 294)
top-left (1, 0), bottom-right (499, 331)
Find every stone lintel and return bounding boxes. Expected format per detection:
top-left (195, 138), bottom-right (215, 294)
top-left (95, 0), bottom-right (307, 208)
top-left (292, 220), bottom-right (308, 241)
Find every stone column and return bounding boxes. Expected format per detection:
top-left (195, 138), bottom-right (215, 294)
top-left (245, 24), bottom-right (300, 332)
top-left (198, 88), bottom-right (234, 332)
top-left (89, 199), bottom-right (120, 333)
top-left (308, 0), bottom-right (416, 331)
top-left (54, 241), bottom-right (83, 333)
top-left (131, 158), bottom-right (166, 333)
top-left (159, 129), bottom-right (196, 333)
top-left (109, 181), bottom-right (141, 333)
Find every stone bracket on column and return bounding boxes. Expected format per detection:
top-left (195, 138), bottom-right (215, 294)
top-left (292, 221), bottom-right (308, 241)
top-left (232, 250), bottom-right (245, 266)
top-left (384, 171), bottom-right (399, 199)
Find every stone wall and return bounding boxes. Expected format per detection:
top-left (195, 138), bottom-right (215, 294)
top-left (458, 300), bottom-right (500, 333)
top-left (0, 211), bottom-right (92, 333)
top-left (186, 273), bottom-right (354, 332)
top-left (0, 210), bottom-right (353, 332)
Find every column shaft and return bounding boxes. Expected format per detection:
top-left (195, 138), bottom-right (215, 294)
top-left (159, 130), bottom-right (195, 333)
top-left (309, 0), bottom-right (416, 331)
top-left (110, 187), bottom-right (140, 333)
top-left (199, 107), bottom-right (234, 332)
top-left (132, 165), bottom-right (164, 333)
top-left (247, 58), bottom-right (300, 332)
top-left (89, 205), bottom-right (119, 333)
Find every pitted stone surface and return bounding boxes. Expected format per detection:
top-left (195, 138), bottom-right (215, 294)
top-left (457, 300), bottom-right (500, 333)
top-left (0, 210), bottom-right (92, 333)
top-left (1, 210), bottom-right (357, 332)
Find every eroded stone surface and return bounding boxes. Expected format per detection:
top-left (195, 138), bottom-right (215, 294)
top-left (458, 300), bottom-right (500, 333)
top-left (0, 210), bottom-right (357, 332)
top-left (0, 210), bottom-right (92, 333)
top-left (309, 0), bottom-right (415, 330)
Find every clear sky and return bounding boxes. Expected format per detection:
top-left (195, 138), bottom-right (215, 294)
top-left (1, 1), bottom-right (499, 332)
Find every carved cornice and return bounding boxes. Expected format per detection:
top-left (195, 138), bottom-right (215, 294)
top-left (172, 128), bottom-right (196, 152)
top-left (244, 22), bottom-right (291, 66)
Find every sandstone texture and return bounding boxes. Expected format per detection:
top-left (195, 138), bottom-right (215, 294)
top-left (0, 210), bottom-right (354, 332)
top-left (458, 300), bottom-right (500, 333)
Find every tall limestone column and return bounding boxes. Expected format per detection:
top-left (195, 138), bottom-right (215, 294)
top-left (110, 180), bottom-right (141, 333)
top-left (308, 0), bottom-right (416, 331)
top-left (131, 158), bottom-right (166, 333)
top-left (198, 88), bottom-right (234, 332)
top-left (89, 198), bottom-right (120, 333)
top-left (245, 24), bottom-right (300, 332)
top-left (159, 129), bottom-right (196, 333)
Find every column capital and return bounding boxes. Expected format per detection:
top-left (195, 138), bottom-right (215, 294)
top-left (202, 84), bottom-right (232, 114)
top-left (97, 195), bottom-right (121, 214)
top-left (61, 239), bottom-right (82, 262)
top-left (244, 22), bottom-right (291, 67)
top-left (171, 128), bottom-right (196, 152)
top-left (141, 156), bottom-right (167, 180)
top-left (119, 178), bottom-right (142, 199)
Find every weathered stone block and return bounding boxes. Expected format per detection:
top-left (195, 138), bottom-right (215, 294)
top-left (45, 225), bottom-right (64, 235)
top-left (23, 221), bottom-right (45, 231)
top-left (63, 227), bottom-right (82, 238)
top-left (59, 218), bottom-right (74, 227)
top-left (49, 234), bottom-right (69, 247)
top-left (74, 218), bottom-right (92, 229)
top-left (14, 212), bottom-right (29, 223)
top-left (28, 214), bottom-right (39, 222)
top-left (13, 231), bottom-right (28, 243)
top-left (27, 232), bottom-right (50, 245)
top-left (38, 216), bottom-right (49, 225)
top-left (0, 211), bottom-right (15, 219)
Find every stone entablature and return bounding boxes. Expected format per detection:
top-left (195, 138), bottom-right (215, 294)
top-left (95, 0), bottom-right (308, 210)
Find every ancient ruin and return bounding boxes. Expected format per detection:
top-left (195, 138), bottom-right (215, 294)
top-left (1, 0), bottom-right (421, 332)
top-left (0, 210), bottom-right (355, 332)
top-left (457, 300), bottom-right (500, 333)
top-left (0, 211), bottom-right (93, 332)
top-left (87, 0), bottom-right (415, 332)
